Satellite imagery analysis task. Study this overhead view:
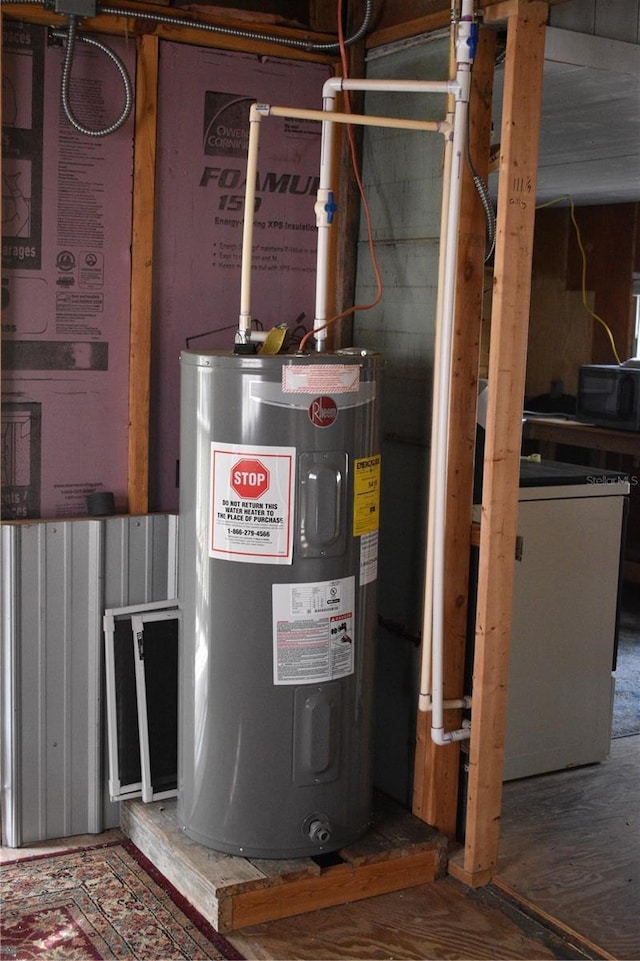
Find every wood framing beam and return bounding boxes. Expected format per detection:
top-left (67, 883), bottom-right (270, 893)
top-left (459, 0), bottom-right (547, 885)
top-left (1, 3), bottom-right (334, 62)
top-left (367, 12), bottom-right (451, 49)
top-left (368, 0), bottom-right (566, 49)
top-left (412, 24), bottom-right (496, 839)
top-left (127, 34), bottom-right (158, 514)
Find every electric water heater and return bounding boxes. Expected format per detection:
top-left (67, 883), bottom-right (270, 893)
top-left (177, 348), bottom-right (382, 858)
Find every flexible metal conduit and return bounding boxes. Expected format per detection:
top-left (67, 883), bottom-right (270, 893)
top-left (51, 15), bottom-right (133, 136)
top-left (99, 0), bottom-right (373, 52)
top-left (3, 0), bottom-right (373, 136)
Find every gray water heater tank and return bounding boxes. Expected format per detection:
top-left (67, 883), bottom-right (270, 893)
top-left (178, 348), bottom-right (382, 858)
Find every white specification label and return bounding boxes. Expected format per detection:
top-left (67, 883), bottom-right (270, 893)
top-left (272, 576), bottom-right (355, 684)
top-left (282, 364), bottom-right (360, 394)
top-left (359, 530), bottom-right (378, 585)
top-left (210, 442), bottom-right (295, 564)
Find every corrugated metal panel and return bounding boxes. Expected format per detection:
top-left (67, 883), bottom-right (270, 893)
top-left (1, 514), bottom-right (178, 847)
top-left (1, 524), bottom-right (21, 848)
top-left (103, 514), bottom-right (178, 608)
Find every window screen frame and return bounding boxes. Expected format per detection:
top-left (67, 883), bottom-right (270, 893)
top-left (104, 599), bottom-right (179, 802)
top-left (131, 608), bottom-right (181, 802)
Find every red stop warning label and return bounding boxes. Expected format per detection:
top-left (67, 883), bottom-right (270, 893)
top-left (230, 458), bottom-right (270, 499)
top-left (211, 443), bottom-right (295, 563)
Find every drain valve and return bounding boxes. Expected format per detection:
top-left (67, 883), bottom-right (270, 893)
top-left (307, 816), bottom-right (331, 845)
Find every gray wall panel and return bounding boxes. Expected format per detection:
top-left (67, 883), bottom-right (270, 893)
top-left (1, 514), bottom-right (178, 847)
top-left (1, 525), bottom-right (22, 847)
top-left (104, 515), bottom-right (177, 608)
top-left (43, 522), bottom-right (102, 841)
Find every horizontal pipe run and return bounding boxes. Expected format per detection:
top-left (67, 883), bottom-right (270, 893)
top-left (323, 77), bottom-right (460, 98)
top-left (239, 96), bottom-right (450, 350)
top-left (419, 696), bottom-right (472, 712)
top-left (259, 104), bottom-right (450, 135)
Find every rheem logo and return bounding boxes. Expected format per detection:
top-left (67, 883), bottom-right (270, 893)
top-left (309, 395), bottom-right (338, 428)
top-left (230, 459), bottom-right (269, 499)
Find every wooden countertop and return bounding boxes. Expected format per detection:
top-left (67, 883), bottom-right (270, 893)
top-left (523, 417), bottom-right (640, 457)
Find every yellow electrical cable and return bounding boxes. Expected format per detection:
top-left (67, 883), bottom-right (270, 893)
top-left (536, 195), bottom-right (623, 365)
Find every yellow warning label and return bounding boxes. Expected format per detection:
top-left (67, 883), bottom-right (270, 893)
top-left (353, 454), bottom-right (381, 536)
top-left (259, 326), bottom-right (288, 355)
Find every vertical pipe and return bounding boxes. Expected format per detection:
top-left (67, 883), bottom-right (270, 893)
top-left (428, 0), bottom-right (476, 744)
top-left (313, 87), bottom-right (338, 351)
top-left (418, 107), bottom-right (454, 715)
top-left (238, 104), bottom-right (263, 342)
top-left (237, 79), bottom-right (456, 349)
top-left (430, 96), bottom-right (471, 742)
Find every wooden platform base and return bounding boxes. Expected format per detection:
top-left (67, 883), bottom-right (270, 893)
top-left (120, 795), bottom-right (448, 933)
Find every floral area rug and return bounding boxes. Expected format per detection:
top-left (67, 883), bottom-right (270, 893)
top-left (0, 841), bottom-right (245, 960)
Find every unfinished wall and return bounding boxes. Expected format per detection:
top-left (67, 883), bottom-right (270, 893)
top-left (147, 46), bottom-right (331, 512)
top-left (1, 23), bottom-right (135, 519)
top-left (526, 202), bottom-right (639, 402)
top-left (351, 35), bottom-right (450, 805)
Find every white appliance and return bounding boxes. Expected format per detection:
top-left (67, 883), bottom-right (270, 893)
top-left (503, 463), bottom-right (629, 781)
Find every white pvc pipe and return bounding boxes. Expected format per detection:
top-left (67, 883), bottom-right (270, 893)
top-left (313, 87), bottom-right (338, 350)
top-left (264, 104), bottom-right (450, 351)
top-left (425, 1), bottom-right (476, 745)
top-left (237, 103), bottom-right (451, 349)
top-left (235, 28), bottom-right (476, 746)
top-left (423, 697), bottom-right (473, 711)
top-left (417, 23), bottom-right (459, 715)
top-left (418, 104), bottom-right (454, 716)
top-left (430, 96), bottom-right (468, 743)
top-left (323, 77), bottom-right (460, 97)
top-left (238, 104), bottom-right (263, 342)
top-left (315, 77), bottom-right (460, 352)
top-left (266, 104), bottom-right (448, 134)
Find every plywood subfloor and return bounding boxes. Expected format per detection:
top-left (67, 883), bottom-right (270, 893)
top-left (227, 876), bottom-right (594, 960)
top-left (496, 734), bottom-right (640, 960)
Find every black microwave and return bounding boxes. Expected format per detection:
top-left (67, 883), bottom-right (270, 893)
top-left (576, 364), bottom-right (640, 431)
